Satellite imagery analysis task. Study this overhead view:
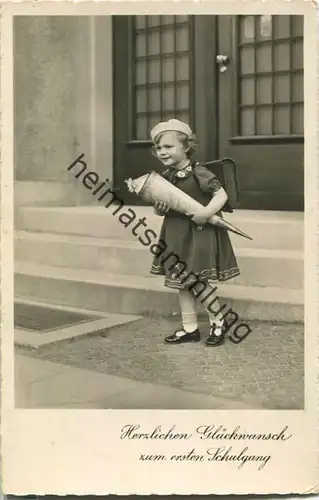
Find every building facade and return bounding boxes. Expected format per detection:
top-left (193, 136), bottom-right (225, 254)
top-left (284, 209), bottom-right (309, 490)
top-left (14, 15), bottom-right (304, 210)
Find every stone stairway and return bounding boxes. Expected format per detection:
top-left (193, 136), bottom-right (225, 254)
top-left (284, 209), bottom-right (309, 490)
top-left (15, 206), bottom-right (304, 322)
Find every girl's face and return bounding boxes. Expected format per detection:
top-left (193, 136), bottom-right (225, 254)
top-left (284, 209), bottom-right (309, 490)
top-left (154, 132), bottom-right (188, 168)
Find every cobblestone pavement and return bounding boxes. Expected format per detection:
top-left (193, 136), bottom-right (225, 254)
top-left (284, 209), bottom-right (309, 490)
top-left (16, 317), bottom-right (304, 410)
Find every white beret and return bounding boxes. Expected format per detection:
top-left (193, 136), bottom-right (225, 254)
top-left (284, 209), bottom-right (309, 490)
top-left (150, 119), bottom-right (193, 141)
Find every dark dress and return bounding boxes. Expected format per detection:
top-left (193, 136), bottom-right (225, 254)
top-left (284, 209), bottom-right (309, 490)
top-left (150, 162), bottom-right (240, 289)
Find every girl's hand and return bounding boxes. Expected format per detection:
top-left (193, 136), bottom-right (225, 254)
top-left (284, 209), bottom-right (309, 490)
top-left (187, 209), bottom-right (210, 225)
top-left (154, 200), bottom-right (169, 215)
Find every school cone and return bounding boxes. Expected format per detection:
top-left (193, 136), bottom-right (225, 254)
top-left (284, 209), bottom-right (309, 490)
top-left (206, 214), bottom-right (253, 240)
top-left (125, 171), bottom-right (253, 241)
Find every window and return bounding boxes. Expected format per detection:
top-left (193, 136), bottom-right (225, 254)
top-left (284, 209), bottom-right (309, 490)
top-left (130, 16), bottom-right (193, 140)
top-left (238, 15), bottom-right (303, 137)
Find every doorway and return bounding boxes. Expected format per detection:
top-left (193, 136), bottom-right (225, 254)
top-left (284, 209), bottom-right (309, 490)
top-left (113, 15), bottom-right (304, 210)
top-left (215, 15), bottom-right (304, 210)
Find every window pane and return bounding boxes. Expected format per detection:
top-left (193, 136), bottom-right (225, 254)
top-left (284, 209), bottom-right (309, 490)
top-left (240, 47), bottom-right (255, 74)
top-left (273, 16), bottom-right (290, 39)
top-left (240, 108), bottom-right (255, 136)
top-left (148, 60), bottom-right (161, 83)
top-left (176, 15), bottom-right (189, 24)
top-left (257, 107), bottom-right (273, 135)
top-left (162, 110), bottom-right (175, 121)
top-left (176, 56), bottom-right (189, 80)
top-left (161, 15), bottom-right (175, 25)
top-left (163, 86), bottom-right (175, 111)
top-left (176, 26), bottom-right (189, 51)
top-left (148, 31), bottom-right (160, 55)
top-left (292, 73), bottom-right (303, 102)
top-left (147, 16), bottom-right (160, 27)
top-left (175, 110), bottom-right (189, 123)
top-left (274, 74), bottom-right (290, 103)
top-left (256, 45), bottom-right (272, 72)
top-left (162, 58), bottom-right (175, 81)
top-left (258, 15), bottom-right (272, 39)
top-left (136, 88), bottom-right (147, 113)
top-left (292, 41), bottom-right (303, 70)
top-left (240, 16), bottom-right (255, 41)
top-left (148, 88), bottom-right (161, 112)
top-left (176, 84), bottom-right (189, 109)
top-left (135, 16), bottom-right (146, 30)
top-left (256, 76), bottom-right (272, 104)
top-left (162, 29), bottom-right (174, 53)
top-left (131, 18), bottom-right (192, 139)
top-left (235, 15), bottom-right (303, 138)
top-left (136, 116), bottom-right (147, 139)
top-left (241, 78), bottom-right (255, 105)
top-left (292, 16), bottom-right (303, 37)
top-left (292, 104), bottom-right (303, 134)
top-left (148, 113), bottom-right (162, 131)
top-left (136, 33), bottom-right (147, 57)
top-left (274, 43), bottom-right (290, 71)
top-left (135, 60), bottom-right (147, 84)
top-left (274, 106), bottom-right (290, 134)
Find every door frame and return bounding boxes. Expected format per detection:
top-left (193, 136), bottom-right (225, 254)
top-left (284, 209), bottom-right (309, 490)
top-left (192, 16), bottom-right (219, 163)
top-left (216, 15), bottom-right (304, 210)
top-left (112, 15), bottom-right (304, 210)
top-left (112, 15), bottom-right (220, 196)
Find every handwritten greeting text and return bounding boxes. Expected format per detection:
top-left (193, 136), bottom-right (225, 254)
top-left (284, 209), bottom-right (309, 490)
top-left (120, 424), bottom-right (293, 471)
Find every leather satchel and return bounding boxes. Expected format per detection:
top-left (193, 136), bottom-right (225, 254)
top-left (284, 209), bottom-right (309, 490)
top-left (202, 157), bottom-right (240, 213)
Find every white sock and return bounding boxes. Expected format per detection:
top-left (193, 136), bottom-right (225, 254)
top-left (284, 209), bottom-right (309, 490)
top-left (181, 312), bottom-right (198, 333)
top-left (208, 313), bottom-right (224, 326)
top-left (207, 313), bottom-right (224, 336)
top-left (178, 289), bottom-right (198, 335)
top-left (176, 329), bottom-right (187, 337)
top-left (198, 283), bottom-right (225, 333)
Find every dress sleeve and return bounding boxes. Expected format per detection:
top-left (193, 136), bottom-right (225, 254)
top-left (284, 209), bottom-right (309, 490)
top-left (194, 164), bottom-right (223, 195)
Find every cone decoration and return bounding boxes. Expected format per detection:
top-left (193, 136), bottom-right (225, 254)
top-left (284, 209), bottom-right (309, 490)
top-left (125, 171), bottom-right (253, 241)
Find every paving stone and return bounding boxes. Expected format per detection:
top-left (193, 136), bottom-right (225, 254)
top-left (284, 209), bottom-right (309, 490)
top-left (15, 354), bottom-right (66, 385)
top-left (15, 356), bottom-right (138, 408)
top-left (96, 383), bottom-right (254, 410)
top-left (16, 316), bottom-right (304, 409)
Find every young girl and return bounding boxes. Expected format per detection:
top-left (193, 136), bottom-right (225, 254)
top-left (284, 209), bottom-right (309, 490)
top-left (150, 118), bottom-right (240, 346)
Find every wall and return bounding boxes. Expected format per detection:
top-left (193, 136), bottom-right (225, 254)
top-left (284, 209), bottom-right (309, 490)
top-left (14, 16), bottom-right (113, 204)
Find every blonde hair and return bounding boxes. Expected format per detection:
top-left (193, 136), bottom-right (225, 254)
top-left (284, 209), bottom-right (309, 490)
top-left (151, 131), bottom-right (197, 159)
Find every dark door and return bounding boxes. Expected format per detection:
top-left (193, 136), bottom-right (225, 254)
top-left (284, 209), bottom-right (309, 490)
top-left (216, 15), bottom-right (304, 210)
top-left (113, 15), bottom-right (304, 210)
top-left (113, 15), bottom-right (195, 204)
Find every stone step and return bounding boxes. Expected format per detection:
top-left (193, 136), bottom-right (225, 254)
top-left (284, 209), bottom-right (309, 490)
top-left (15, 262), bottom-right (303, 323)
top-left (15, 231), bottom-right (303, 289)
top-left (16, 206), bottom-right (304, 251)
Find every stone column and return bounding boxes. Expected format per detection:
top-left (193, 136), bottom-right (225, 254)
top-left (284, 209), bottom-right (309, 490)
top-left (14, 15), bottom-right (113, 206)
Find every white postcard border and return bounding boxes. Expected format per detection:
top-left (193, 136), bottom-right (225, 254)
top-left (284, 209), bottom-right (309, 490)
top-left (1, 1), bottom-right (318, 495)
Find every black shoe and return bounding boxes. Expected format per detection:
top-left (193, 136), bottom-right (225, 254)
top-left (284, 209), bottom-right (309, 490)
top-left (164, 328), bottom-right (201, 344)
top-left (205, 322), bottom-right (227, 347)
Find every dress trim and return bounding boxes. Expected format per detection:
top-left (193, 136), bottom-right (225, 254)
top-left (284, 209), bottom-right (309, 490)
top-left (150, 263), bottom-right (240, 289)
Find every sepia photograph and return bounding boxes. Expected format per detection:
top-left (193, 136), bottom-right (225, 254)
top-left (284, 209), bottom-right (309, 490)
top-left (1, 1), bottom-right (318, 495)
top-left (12, 13), bottom-right (305, 411)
